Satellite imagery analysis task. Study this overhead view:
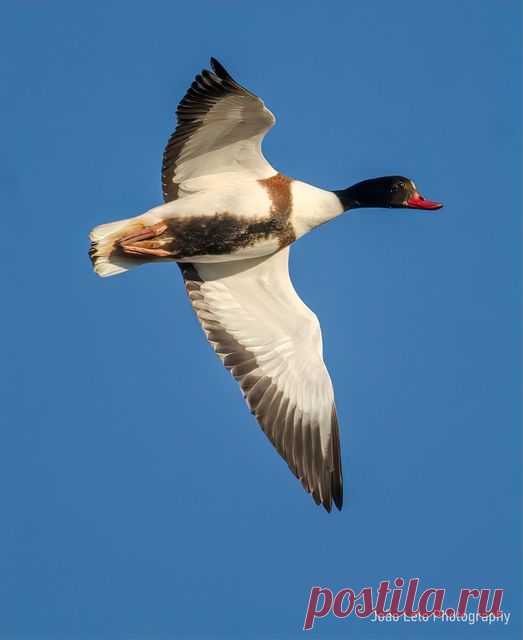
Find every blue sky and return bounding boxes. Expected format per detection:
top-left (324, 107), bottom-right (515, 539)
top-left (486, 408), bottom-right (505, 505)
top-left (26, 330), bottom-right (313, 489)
top-left (1, 1), bottom-right (521, 638)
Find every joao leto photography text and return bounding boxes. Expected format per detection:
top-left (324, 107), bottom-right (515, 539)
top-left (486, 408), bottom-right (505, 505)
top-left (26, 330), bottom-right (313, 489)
top-left (303, 577), bottom-right (510, 630)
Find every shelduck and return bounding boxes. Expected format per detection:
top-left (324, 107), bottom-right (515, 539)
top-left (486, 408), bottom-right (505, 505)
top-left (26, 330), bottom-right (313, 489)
top-left (89, 58), bottom-right (442, 511)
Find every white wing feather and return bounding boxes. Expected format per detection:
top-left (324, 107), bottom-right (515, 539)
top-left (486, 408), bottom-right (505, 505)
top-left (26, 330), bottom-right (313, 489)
top-left (181, 248), bottom-right (343, 511)
top-left (162, 58), bottom-right (276, 200)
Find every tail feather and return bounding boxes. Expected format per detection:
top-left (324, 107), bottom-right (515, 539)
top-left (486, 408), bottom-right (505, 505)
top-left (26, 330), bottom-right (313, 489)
top-left (89, 218), bottom-right (148, 277)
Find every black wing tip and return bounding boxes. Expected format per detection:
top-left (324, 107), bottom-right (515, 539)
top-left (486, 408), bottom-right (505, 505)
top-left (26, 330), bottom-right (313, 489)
top-left (210, 56), bottom-right (232, 80)
top-left (322, 501), bottom-right (332, 514)
top-left (319, 480), bottom-right (343, 513)
top-left (329, 463), bottom-right (343, 512)
top-left (332, 484), bottom-right (343, 511)
top-left (330, 405), bottom-right (343, 512)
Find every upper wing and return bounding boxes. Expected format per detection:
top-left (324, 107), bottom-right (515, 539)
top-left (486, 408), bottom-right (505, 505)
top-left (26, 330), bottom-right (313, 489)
top-left (180, 248), bottom-right (343, 512)
top-left (162, 57), bottom-right (276, 201)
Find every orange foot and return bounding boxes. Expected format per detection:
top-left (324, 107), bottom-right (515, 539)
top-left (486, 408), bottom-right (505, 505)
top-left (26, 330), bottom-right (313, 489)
top-left (118, 222), bottom-right (174, 258)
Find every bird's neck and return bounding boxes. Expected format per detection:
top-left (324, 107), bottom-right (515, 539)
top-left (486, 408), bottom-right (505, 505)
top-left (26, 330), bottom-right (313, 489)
top-left (333, 185), bottom-right (368, 211)
top-left (291, 182), bottom-right (346, 236)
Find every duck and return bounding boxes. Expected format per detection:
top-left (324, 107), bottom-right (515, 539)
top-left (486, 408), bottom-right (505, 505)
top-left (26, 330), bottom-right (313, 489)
top-left (89, 57), bottom-right (442, 512)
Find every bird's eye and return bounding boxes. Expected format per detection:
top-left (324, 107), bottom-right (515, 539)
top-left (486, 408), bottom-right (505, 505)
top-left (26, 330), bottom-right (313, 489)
top-left (391, 181), bottom-right (405, 193)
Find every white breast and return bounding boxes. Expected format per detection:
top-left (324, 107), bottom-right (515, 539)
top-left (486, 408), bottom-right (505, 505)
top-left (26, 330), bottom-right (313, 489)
top-left (290, 181), bottom-right (344, 238)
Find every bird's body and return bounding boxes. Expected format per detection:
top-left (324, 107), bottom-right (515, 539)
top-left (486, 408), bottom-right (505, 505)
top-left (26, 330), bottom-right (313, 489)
top-left (89, 58), bottom-right (442, 511)
top-left (94, 174), bottom-right (342, 266)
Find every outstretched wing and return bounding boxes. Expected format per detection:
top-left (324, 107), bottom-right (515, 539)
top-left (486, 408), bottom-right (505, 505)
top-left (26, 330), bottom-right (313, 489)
top-left (180, 248), bottom-right (343, 512)
top-left (162, 57), bottom-right (276, 201)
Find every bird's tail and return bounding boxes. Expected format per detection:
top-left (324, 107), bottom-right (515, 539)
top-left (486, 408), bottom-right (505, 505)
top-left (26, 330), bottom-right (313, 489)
top-left (89, 218), bottom-right (149, 277)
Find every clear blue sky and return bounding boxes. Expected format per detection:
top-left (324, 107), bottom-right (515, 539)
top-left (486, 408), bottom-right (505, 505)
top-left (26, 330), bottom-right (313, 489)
top-left (1, 1), bottom-right (521, 638)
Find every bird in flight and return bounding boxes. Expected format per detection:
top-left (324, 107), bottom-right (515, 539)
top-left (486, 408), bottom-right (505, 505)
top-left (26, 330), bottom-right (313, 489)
top-left (89, 58), bottom-right (442, 512)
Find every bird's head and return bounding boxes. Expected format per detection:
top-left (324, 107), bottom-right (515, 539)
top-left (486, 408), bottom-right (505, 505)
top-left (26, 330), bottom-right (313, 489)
top-left (336, 176), bottom-right (443, 211)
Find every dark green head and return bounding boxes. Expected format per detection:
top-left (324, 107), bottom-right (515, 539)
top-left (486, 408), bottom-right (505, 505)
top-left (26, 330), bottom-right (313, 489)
top-left (336, 176), bottom-right (443, 211)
